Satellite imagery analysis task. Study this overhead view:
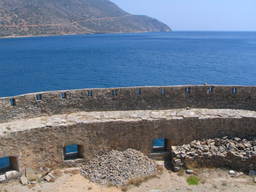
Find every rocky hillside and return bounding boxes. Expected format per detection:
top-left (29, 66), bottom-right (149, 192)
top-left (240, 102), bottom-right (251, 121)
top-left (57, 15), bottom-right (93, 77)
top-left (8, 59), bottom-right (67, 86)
top-left (0, 0), bottom-right (171, 38)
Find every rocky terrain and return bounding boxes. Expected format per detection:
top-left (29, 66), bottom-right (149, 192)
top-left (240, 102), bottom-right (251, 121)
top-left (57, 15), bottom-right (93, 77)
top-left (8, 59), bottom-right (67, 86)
top-left (0, 0), bottom-right (171, 38)
top-left (81, 149), bottom-right (158, 186)
top-left (1, 167), bottom-right (256, 192)
top-left (171, 137), bottom-right (256, 172)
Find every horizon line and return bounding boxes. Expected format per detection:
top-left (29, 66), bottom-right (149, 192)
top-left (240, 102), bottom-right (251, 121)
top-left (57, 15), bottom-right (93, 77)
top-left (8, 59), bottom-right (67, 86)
top-left (171, 30), bottom-right (256, 32)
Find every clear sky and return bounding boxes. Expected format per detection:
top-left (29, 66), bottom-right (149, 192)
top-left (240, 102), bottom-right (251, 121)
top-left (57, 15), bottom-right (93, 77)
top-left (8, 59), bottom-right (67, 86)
top-left (111, 0), bottom-right (256, 31)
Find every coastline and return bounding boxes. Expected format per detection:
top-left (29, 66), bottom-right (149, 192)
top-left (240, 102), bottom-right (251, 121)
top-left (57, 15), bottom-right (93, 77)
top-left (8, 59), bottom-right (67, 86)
top-left (0, 30), bottom-right (171, 40)
top-left (0, 32), bottom-right (93, 40)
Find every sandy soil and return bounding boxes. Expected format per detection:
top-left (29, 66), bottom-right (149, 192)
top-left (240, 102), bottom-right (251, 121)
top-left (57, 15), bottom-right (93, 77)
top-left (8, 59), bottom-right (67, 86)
top-left (1, 166), bottom-right (256, 192)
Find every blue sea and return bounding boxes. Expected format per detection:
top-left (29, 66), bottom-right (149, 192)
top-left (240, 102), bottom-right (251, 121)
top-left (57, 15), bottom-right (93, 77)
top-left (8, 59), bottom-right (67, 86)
top-left (0, 32), bottom-right (256, 97)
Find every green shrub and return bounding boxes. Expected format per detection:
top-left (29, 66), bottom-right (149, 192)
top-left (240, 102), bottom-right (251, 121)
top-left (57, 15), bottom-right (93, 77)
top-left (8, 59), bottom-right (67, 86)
top-left (186, 176), bottom-right (200, 185)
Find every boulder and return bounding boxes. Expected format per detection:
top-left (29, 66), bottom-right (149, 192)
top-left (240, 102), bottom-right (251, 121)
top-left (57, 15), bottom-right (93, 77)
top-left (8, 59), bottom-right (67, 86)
top-left (173, 167), bottom-right (181, 172)
top-left (20, 175), bottom-right (29, 185)
top-left (5, 170), bottom-right (20, 180)
top-left (186, 169), bottom-right (194, 174)
top-left (43, 175), bottom-right (53, 182)
top-left (43, 173), bottom-right (56, 182)
top-left (229, 170), bottom-right (236, 177)
top-left (0, 174), bottom-right (6, 183)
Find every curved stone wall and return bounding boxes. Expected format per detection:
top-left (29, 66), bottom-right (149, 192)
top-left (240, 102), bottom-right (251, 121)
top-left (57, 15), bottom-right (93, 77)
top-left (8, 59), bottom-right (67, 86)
top-left (0, 85), bottom-right (256, 172)
top-left (1, 85), bottom-right (256, 123)
top-left (1, 109), bottom-right (256, 172)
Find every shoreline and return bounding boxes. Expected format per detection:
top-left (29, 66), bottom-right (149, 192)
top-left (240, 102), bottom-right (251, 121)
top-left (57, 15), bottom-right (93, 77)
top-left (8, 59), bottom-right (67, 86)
top-left (0, 32), bottom-right (94, 40)
top-left (0, 30), bottom-right (170, 40)
top-left (1, 30), bottom-right (255, 40)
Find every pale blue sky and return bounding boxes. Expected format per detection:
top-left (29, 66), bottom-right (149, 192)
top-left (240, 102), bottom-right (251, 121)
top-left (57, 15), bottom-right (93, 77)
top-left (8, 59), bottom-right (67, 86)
top-left (112, 0), bottom-right (256, 31)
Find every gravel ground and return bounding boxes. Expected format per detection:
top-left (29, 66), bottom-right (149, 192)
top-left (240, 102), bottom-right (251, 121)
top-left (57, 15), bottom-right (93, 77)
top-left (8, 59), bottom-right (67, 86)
top-left (1, 166), bottom-right (256, 192)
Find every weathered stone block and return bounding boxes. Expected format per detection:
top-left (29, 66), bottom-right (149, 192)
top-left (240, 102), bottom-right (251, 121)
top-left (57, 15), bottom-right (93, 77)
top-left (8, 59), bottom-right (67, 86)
top-left (20, 175), bottom-right (29, 185)
top-left (0, 175), bottom-right (6, 183)
top-left (5, 170), bottom-right (20, 180)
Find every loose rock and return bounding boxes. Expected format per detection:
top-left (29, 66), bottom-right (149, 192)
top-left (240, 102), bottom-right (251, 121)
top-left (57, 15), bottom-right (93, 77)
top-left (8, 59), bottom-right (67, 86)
top-left (0, 174), bottom-right (6, 183)
top-left (229, 170), bottom-right (236, 177)
top-left (43, 174), bottom-right (55, 182)
top-left (81, 149), bottom-right (158, 186)
top-left (171, 137), bottom-right (256, 172)
top-left (186, 170), bottom-right (194, 174)
top-left (5, 170), bottom-right (20, 180)
top-left (20, 175), bottom-right (29, 185)
top-left (173, 167), bottom-right (181, 172)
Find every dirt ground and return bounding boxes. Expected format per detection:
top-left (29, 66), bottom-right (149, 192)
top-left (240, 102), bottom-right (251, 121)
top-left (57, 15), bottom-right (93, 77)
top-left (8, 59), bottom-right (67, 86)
top-left (1, 164), bottom-right (256, 192)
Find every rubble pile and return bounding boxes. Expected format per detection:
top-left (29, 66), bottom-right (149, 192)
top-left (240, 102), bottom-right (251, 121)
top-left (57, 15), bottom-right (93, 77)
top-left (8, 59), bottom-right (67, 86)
top-left (0, 167), bottom-right (65, 184)
top-left (172, 137), bottom-right (256, 172)
top-left (81, 149), bottom-right (158, 186)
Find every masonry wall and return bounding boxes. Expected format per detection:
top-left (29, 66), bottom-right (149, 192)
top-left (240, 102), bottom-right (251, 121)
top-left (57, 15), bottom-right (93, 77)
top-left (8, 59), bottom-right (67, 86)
top-left (1, 116), bottom-right (256, 171)
top-left (1, 85), bottom-right (256, 172)
top-left (1, 85), bottom-right (256, 123)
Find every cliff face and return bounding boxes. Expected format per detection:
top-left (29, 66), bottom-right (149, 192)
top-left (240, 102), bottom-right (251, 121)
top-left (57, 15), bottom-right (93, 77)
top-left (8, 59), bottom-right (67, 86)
top-left (0, 0), bottom-right (171, 37)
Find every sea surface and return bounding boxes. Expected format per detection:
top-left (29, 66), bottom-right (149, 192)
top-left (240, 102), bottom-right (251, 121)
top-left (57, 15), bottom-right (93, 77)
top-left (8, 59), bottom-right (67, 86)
top-left (0, 32), bottom-right (256, 97)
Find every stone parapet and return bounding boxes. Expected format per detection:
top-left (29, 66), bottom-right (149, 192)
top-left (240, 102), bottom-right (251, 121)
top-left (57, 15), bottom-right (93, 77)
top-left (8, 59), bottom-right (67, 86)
top-left (1, 85), bottom-right (256, 123)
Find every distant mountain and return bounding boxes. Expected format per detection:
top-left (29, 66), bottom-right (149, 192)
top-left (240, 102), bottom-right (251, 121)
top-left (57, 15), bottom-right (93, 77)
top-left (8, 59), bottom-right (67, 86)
top-left (0, 0), bottom-right (171, 38)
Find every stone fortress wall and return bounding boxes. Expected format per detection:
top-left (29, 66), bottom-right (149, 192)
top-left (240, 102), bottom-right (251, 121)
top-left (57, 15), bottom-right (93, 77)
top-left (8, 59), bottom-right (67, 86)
top-left (1, 85), bottom-right (256, 172)
top-left (1, 85), bottom-right (256, 123)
